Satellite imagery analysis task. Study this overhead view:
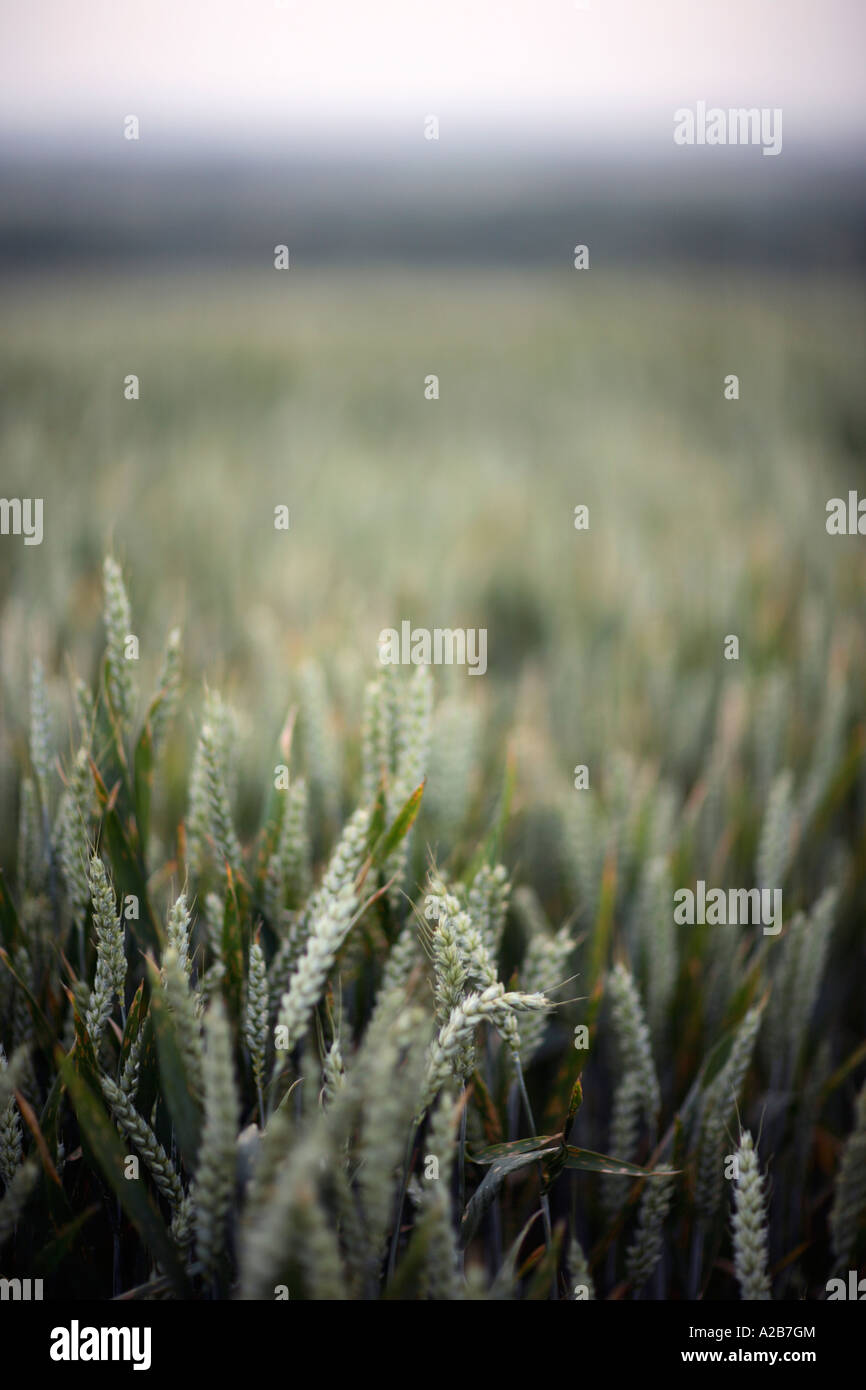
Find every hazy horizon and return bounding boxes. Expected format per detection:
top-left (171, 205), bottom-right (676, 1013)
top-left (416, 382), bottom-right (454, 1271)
top-left (2, 0), bottom-right (865, 154)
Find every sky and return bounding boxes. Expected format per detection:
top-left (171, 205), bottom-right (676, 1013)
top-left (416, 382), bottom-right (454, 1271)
top-left (1, 0), bottom-right (865, 155)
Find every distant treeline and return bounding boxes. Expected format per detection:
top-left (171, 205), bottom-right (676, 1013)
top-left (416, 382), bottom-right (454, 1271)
top-left (1, 149), bottom-right (864, 269)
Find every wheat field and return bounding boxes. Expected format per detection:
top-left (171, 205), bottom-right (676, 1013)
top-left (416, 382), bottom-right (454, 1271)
top-left (0, 268), bottom-right (864, 1300)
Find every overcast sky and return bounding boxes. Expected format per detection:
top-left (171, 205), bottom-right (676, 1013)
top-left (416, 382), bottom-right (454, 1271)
top-left (2, 0), bottom-right (865, 154)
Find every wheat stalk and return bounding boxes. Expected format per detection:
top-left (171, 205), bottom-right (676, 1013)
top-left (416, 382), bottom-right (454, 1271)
top-left (194, 998), bottom-right (240, 1281)
top-left (102, 557), bottom-right (136, 727)
top-left (829, 1077), bottom-right (866, 1271)
top-left (85, 856), bottom-right (127, 1046)
top-left (731, 1130), bottom-right (771, 1300)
